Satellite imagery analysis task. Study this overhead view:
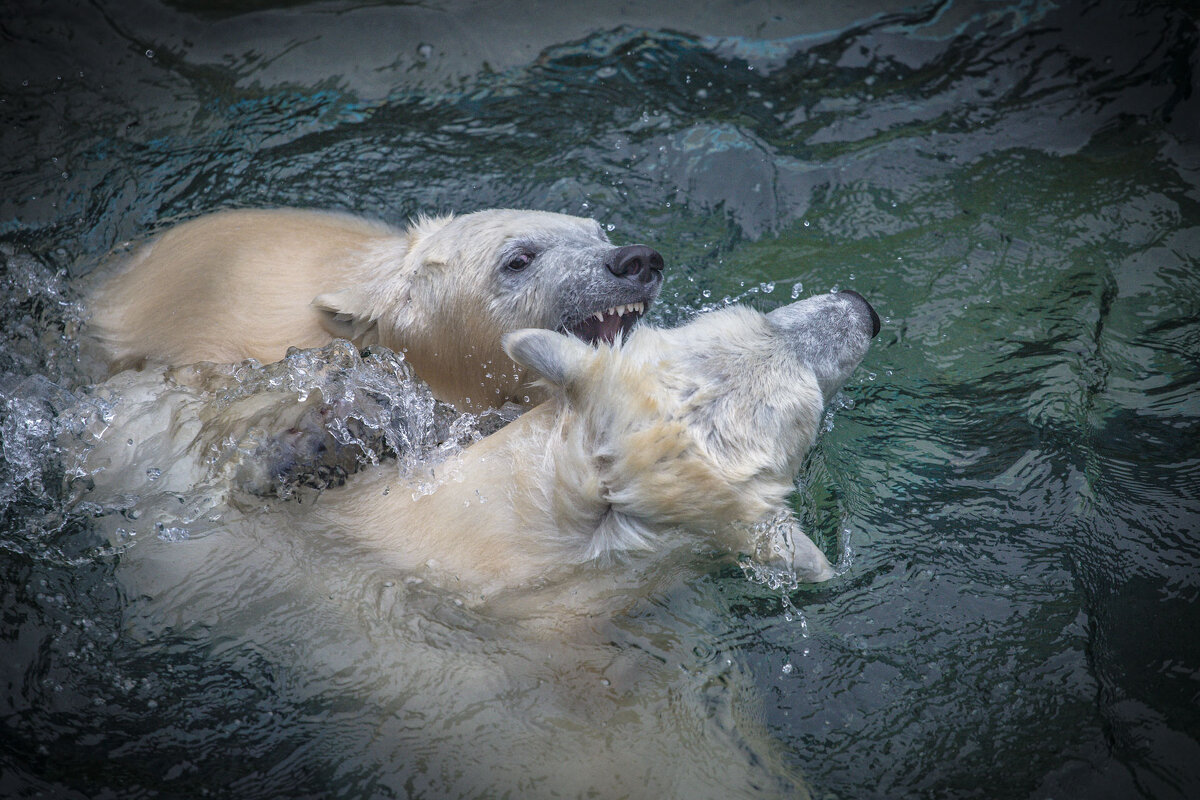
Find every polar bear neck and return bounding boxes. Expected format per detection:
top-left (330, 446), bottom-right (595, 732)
top-left (308, 403), bottom-right (613, 591)
top-left (309, 397), bottom-right (693, 594)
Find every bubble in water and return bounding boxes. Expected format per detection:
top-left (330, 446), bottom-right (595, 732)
top-left (416, 43), bottom-right (433, 59)
top-left (790, 282), bottom-right (803, 299)
top-left (781, 662), bottom-right (794, 675)
top-left (154, 523), bottom-right (188, 542)
top-left (145, 50), bottom-right (154, 58)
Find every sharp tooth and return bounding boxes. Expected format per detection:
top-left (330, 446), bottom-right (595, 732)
top-left (619, 304), bottom-right (630, 315)
top-left (633, 302), bottom-right (643, 314)
top-left (594, 311), bottom-right (605, 321)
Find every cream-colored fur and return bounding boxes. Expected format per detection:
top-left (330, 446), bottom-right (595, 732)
top-left (69, 290), bottom-right (878, 798)
top-left (305, 291), bottom-right (878, 597)
top-left (87, 207), bottom-right (662, 412)
top-left (76, 290), bottom-right (877, 598)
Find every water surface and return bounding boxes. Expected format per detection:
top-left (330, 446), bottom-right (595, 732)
top-left (2, 1), bottom-right (1198, 797)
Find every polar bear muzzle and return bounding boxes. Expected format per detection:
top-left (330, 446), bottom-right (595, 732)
top-left (558, 243), bottom-right (663, 346)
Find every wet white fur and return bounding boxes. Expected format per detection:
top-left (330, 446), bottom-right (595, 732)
top-left (306, 292), bottom-right (875, 594)
top-left (86, 208), bottom-right (638, 412)
top-left (77, 292), bottom-right (873, 601)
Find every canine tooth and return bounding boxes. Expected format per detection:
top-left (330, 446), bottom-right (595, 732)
top-left (594, 311), bottom-right (605, 321)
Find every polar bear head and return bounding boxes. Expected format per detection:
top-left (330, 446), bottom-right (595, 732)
top-left (502, 290), bottom-right (879, 579)
top-left (316, 209), bottom-right (664, 411)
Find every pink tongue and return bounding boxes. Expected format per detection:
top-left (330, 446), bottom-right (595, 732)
top-left (595, 314), bottom-right (622, 344)
top-left (572, 312), bottom-right (624, 344)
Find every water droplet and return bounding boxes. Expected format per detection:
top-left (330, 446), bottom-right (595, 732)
top-left (790, 282), bottom-right (803, 299)
top-left (145, 467), bottom-right (162, 481)
top-left (416, 42), bottom-right (433, 59)
top-left (145, 49), bottom-right (154, 58)
top-left (781, 662), bottom-right (794, 675)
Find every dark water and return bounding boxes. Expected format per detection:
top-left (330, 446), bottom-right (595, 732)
top-left (2, 0), bottom-right (1199, 797)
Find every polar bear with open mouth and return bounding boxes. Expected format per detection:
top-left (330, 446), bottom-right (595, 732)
top-left (86, 208), bottom-right (664, 412)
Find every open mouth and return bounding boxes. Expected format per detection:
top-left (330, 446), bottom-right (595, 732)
top-left (566, 301), bottom-right (648, 346)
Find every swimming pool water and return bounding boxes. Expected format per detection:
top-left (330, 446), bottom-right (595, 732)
top-left (2, 1), bottom-right (1198, 797)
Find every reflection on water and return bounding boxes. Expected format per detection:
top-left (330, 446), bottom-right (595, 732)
top-left (2, 0), bottom-right (1198, 797)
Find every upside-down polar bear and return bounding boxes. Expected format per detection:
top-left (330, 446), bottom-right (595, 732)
top-left (83, 289), bottom-right (879, 799)
top-left (86, 208), bottom-right (664, 412)
top-left (315, 289), bottom-right (880, 592)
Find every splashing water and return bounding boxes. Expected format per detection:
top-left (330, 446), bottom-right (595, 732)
top-left (2, 1), bottom-right (1198, 798)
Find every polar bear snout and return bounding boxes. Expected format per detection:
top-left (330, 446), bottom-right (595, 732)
top-left (837, 289), bottom-right (881, 338)
top-left (604, 245), bottom-right (664, 285)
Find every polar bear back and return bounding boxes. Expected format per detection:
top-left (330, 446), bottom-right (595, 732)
top-left (88, 209), bottom-right (400, 371)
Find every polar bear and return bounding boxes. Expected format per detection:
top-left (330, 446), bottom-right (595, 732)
top-left (72, 289), bottom-right (878, 798)
top-left (86, 208), bottom-right (664, 412)
top-left (300, 288), bottom-right (879, 596)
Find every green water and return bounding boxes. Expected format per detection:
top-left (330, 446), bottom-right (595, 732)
top-left (2, 1), bottom-right (1198, 797)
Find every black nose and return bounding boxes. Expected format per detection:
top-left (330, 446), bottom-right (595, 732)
top-left (606, 244), bottom-right (664, 284)
top-left (839, 289), bottom-right (881, 338)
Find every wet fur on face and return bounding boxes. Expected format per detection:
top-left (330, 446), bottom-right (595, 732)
top-left (86, 208), bottom-right (663, 413)
top-left (310, 291), bottom-right (877, 592)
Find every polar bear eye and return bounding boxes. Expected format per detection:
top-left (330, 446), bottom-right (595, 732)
top-left (504, 251), bottom-right (535, 272)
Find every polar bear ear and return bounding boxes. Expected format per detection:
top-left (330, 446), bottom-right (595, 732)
top-left (502, 329), bottom-right (590, 389)
top-left (312, 288), bottom-right (376, 340)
